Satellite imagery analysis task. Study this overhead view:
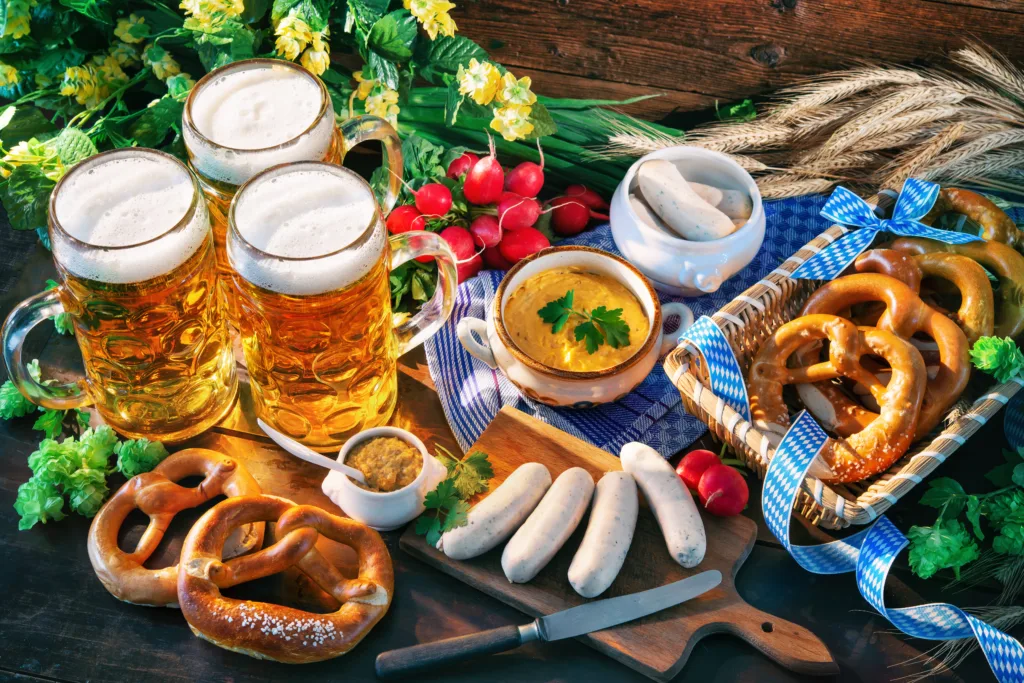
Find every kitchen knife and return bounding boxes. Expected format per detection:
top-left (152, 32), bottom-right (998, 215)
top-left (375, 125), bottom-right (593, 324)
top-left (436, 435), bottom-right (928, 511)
top-left (374, 569), bottom-right (722, 679)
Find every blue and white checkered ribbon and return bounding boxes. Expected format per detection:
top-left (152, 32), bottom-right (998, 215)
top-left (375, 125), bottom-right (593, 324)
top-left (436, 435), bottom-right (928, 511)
top-left (1007, 392), bottom-right (1024, 451)
top-left (679, 315), bottom-right (751, 422)
top-left (765, 411), bottom-right (1024, 682)
top-left (792, 178), bottom-right (982, 280)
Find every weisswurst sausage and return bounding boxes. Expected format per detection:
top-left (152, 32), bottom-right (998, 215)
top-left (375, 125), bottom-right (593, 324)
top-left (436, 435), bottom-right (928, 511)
top-left (439, 462), bottom-right (552, 561)
top-left (636, 160), bottom-right (735, 242)
top-left (620, 442), bottom-right (706, 568)
top-left (568, 471), bottom-right (638, 597)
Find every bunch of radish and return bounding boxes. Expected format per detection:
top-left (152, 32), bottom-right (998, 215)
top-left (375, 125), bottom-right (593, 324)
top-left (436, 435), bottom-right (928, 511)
top-left (675, 447), bottom-right (749, 517)
top-left (385, 136), bottom-right (609, 284)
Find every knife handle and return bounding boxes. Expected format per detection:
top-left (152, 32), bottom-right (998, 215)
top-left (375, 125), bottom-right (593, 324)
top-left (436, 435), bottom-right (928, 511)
top-left (375, 624), bottom-right (530, 679)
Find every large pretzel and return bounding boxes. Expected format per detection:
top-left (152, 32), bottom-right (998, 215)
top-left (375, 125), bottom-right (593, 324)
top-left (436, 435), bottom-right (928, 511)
top-left (892, 237), bottom-right (1024, 338)
top-left (87, 449), bottom-right (263, 607)
top-left (798, 273), bottom-right (969, 439)
top-left (923, 187), bottom-right (1023, 253)
top-left (177, 495), bottom-right (393, 663)
top-left (749, 314), bottom-right (926, 483)
top-left (854, 248), bottom-right (995, 345)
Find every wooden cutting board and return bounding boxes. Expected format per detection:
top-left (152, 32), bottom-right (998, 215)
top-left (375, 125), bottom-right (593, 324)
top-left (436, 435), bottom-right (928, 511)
top-left (400, 406), bottom-right (837, 682)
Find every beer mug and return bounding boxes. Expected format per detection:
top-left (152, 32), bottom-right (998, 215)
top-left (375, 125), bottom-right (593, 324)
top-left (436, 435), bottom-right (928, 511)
top-left (182, 58), bottom-right (403, 322)
top-left (1, 148), bottom-right (237, 442)
top-left (227, 161), bottom-right (456, 451)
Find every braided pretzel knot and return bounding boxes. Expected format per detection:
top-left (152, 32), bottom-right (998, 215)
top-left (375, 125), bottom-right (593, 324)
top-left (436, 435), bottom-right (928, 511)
top-left (854, 248), bottom-right (995, 345)
top-left (749, 314), bottom-right (926, 483)
top-left (798, 273), bottom-right (969, 439)
top-left (177, 495), bottom-right (393, 663)
top-left (892, 237), bottom-right (1024, 339)
top-left (87, 449), bottom-right (263, 607)
top-left (923, 187), bottom-right (1023, 253)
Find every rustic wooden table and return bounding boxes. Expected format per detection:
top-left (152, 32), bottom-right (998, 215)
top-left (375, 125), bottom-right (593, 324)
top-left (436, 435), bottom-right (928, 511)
top-left (0, 227), bottom-right (1015, 683)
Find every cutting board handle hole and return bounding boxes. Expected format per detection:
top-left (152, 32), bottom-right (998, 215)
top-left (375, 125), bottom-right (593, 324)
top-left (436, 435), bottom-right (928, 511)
top-left (761, 622), bottom-right (774, 633)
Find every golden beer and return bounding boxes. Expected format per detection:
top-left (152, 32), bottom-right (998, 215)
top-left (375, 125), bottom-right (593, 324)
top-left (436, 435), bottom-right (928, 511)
top-left (227, 162), bottom-right (456, 451)
top-left (182, 58), bottom-right (403, 323)
top-left (1, 149), bottom-right (237, 442)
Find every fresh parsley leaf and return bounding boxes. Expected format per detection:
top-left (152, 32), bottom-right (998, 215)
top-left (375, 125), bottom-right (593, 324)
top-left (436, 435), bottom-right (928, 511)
top-left (33, 408), bottom-right (65, 440)
top-left (442, 499), bottom-right (469, 533)
top-left (970, 336), bottom-right (1024, 383)
top-left (538, 290), bottom-right (631, 354)
top-left (424, 477), bottom-right (460, 512)
top-left (114, 438), bottom-right (169, 478)
top-left (44, 279), bottom-right (74, 336)
top-left (415, 448), bottom-right (493, 544)
top-left (450, 451), bottom-right (493, 498)
top-left (574, 320), bottom-right (604, 354)
top-left (14, 476), bottom-right (65, 530)
top-left (590, 306), bottom-right (629, 349)
top-left (415, 514), bottom-right (442, 546)
top-left (907, 520), bottom-right (980, 580)
top-left (537, 289), bottom-right (573, 333)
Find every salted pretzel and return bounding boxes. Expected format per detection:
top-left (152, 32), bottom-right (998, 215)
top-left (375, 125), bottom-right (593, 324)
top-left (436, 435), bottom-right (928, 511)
top-left (87, 449), bottom-right (263, 607)
top-left (923, 187), bottom-right (1023, 253)
top-left (854, 248), bottom-right (995, 345)
top-left (797, 273), bottom-right (969, 439)
top-left (892, 237), bottom-right (1024, 338)
top-left (177, 495), bottom-right (393, 663)
top-left (749, 314), bottom-right (926, 483)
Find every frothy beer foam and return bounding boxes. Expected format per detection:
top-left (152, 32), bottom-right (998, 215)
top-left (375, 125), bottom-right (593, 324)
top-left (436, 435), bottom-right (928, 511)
top-left (52, 151), bottom-right (208, 284)
top-left (230, 164), bottom-right (382, 297)
top-left (186, 63), bottom-right (334, 186)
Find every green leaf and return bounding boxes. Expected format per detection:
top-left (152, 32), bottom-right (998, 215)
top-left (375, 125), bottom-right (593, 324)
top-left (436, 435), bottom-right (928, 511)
top-left (414, 513), bottom-right (442, 546)
top-left (441, 499), bottom-right (469, 533)
top-left (33, 409), bottom-right (65, 440)
top-left (189, 19), bottom-right (259, 71)
top-left (402, 132), bottom-right (446, 181)
top-left (965, 495), bottom-right (984, 540)
top-left (240, 0), bottom-right (272, 23)
top-left (0, 106), bottom-right (57, 146)
top-left (449, 450), bottom-right (493, 498)
top-left (537, 290), bottom-right (573, 332)
top-left (3, 164), bottom-right (54, 232)
top-left (1014, 463), bottom-right (1024, 488)
top-left (271, 0), bottom-right (303, 22)
top-left (716, 98), bottom-right (757, 123)
top-left (115, 438), bottom-right (169, 478)
top-left (919, 477), bottom-right (966, 510)
top-left (130, 97), bottom-right (184, 148)
top-left (368, 14), bottom-right (413, 62)
top-left (14, 476), bottom-right (66, 530)
top-left (907, 520), bottom-right (980, 580)
top-left (416, 35), bottom-right (487, 83)
top-left (0, 379), bottom-right (35, 420)
top-left (423, 477), bottom-right (460, 512)
top-left (575, 320), bottom-right (603, 354)
top-left (52, 127), bottom-right (97, 167)
top-left (526, 102), bottom-right (558, 139)
top-left (443, 80), bottom-right (464, 127)
top-left (345, 0), bottom-right (388, 28)
top-left (590, 306), bottom-right (629, 349)
top-left (58, 0), bottom-right (113, 23)
top-left (368, 51), bottom-right (399, 90)
top-left (31, 47), bottom-right (88, 78)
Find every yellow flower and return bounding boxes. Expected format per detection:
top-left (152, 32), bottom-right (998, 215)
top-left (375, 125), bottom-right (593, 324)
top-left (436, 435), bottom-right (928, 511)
top-left (490, 104), bottom-right (534, 142)
top-left (2, 138), bottom-right (64, 182)
top-left (93, 54), bottom-right (128, 87)
top-left (180, 0), bottom-right (243, 27)
top-left (496, 72), bottom-right (535, 107)
top-left (365, 88), bottom-right (400, 124)
top-left (113, 13), bottom-right (148, 44)
top-left (405, 0), bottom-right (457, 40)
top-left (3, 0), bottom-right (34, 40)
top-left (60, 65), bottom-right (99, 107)
top-left (143, 44), bottom-right (181, 81)
top-left (0, 64), bottom-right (19, 88)
top-left (457, 58), bottom-right (500, 106)
top-left (109, 42), bottom-right (140, 67)
top-left (300, 31), bottom-right (330, 75)
top-left (274, 12), bottom-right (312, 61)
top-left (353, 72), bottom-right (376, 100)
top-left (421, 10), bottom-right (456, 40)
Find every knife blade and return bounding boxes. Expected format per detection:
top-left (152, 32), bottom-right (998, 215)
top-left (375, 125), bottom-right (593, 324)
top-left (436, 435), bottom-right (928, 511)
top-left (374, 569), bottom-right (722, 679)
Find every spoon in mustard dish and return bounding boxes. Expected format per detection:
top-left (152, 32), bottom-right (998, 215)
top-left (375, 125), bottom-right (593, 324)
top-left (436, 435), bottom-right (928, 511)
top-left (257, 418), bottom-right (367, 484)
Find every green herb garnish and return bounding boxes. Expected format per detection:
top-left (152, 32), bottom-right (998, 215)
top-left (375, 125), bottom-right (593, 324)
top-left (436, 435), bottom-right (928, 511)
top-left (537, 289), bottom-right (631, 354)
top-left (415, 446), bottom-right (493, 546)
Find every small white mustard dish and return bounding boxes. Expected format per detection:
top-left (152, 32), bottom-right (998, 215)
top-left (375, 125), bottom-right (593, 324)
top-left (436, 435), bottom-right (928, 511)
top-left (321, 426), bottom-right (447, 531)
top-left (456, 246), bottom-right (693, 408)
top-left (609, 146), bottom-right (765, 297)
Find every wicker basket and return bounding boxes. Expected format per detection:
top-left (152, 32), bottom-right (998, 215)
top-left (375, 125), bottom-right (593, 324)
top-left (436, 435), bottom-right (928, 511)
top-left (663, 206), bottom-right (1024, 530)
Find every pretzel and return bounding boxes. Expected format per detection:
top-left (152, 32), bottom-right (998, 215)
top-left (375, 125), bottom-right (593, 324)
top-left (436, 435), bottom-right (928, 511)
top-left (923, 187), bottom-right (1023, 252)
top-left (177, 495), bottom-right (393, 663)
top-left (749, 314), bottom-right (926, 483)
top-left (798, 273), bottom-right (970, 439)
top-left (87, 449), bottom-right (263, 607)
top-left (854, 248), bottom-right (995, 345)
top-left (892, 237), bottom-right (1024, 338)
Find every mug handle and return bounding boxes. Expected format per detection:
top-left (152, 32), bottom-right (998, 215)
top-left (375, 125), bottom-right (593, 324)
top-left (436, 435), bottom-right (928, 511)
top-left (390, 231), bottom-right (457, 356)
top-left (2, 288), bottom-right (90, 409)
top-left (659, 302), bottom-right (694, 357)
top-left (337, 115), bottom-right (404, 215)
top-left (456, 317), bottom-right (497, 369)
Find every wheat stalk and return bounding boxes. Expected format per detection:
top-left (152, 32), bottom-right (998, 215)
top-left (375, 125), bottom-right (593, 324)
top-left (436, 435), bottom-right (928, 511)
top-left (881, 122), bottom-right (967, 190)
top-left (768, 67), bottom-right (926, 123)
top-left (953, 42), bottom-right (1024, 103)
top-left (756, 176), bottom-right (837, 199)
top-left (685, 122), bottom-right (793, 154)
top-left (923, 148), bottom-right (1024, 182)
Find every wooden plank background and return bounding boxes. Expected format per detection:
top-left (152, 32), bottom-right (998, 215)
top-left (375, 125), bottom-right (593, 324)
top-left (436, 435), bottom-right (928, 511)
top-left (450, 0), bottom-right (1024, 120)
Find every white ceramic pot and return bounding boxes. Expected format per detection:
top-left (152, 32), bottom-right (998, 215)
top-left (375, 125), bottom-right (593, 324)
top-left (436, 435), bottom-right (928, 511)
top-left (609, 146), bottom-right (766, 297)
top-left (456, 246), bottom-right (693, 408)
top-left (321, 426), bottom-right (447, 531)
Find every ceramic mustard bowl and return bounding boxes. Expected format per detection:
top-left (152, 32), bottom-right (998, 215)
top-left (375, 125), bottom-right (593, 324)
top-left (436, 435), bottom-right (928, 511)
top-left (609, 145), bottom-right (766, 297)
top-left (321, 426), bottom-right (447, 531)
top-left (456, 246), bottom-right (693, 408)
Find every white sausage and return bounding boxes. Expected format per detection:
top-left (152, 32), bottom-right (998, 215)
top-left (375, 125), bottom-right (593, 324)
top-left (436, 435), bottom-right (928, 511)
top-left (568, 471), bottom-right (638, 598)
top-left (689, 182), bottom-right (724, 207)
top-left (629, 194), bottom-right (676, 237)
top-left (716, 189), bottom-right (753, 221)
top-left (439, 463), bottom-right (552, 561)
top-left (620, 442), bottom-right (706, 568)
top-left (501, 467), bottom-right (594, 583)
top-left (636, 160), bottom-right (735, 242)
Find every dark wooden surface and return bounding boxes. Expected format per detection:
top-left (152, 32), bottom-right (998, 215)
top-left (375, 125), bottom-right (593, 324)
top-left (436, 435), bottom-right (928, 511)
top-left (0, 233), bottom-right (1019, 683)
top-left (450, 0), bottom-right (1024, 120)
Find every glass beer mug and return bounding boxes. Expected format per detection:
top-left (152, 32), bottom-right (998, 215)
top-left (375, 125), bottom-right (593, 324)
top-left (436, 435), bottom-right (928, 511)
top-left (1, 149), bottom-right (238, 442)
top-left (182, 57), bottom-right (403, 322)
top-left (227, 160), bottom-right (456, 451)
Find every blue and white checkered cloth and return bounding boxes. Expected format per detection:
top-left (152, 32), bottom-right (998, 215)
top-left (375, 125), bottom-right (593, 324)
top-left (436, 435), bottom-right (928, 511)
top-left (424, 193), bottom-right (836, 457)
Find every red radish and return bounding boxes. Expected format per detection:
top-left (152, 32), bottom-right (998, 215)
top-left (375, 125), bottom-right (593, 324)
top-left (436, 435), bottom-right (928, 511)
top-left (482, 245), bottom-right (513, 270)
top-left (549, 196), bottom-right (591, 236)
top-left (566, 184), bottom-right (609, 210)
top-left (499, 226), bottom-right (549, 264)
top-left (497, 192), bottom-right (541, 230)
top-left (503, 144), bottom-right (545, 198)
top-left (386, 205), bottom-right (425, 234)
top-left (440, 226), bottom-right (482, 282)
top-left (675, 449), bottom-right (720, 491)
top-left (463, 135), bottom-right (504, 205)
top-left (414, 183), bottom-right (452, 217)
top-left (446, 152), bottom-right (479, 180)
top-left (697, 464), bottom-right (748, 516)
top-left (469, 215), bottom-right (502, 248)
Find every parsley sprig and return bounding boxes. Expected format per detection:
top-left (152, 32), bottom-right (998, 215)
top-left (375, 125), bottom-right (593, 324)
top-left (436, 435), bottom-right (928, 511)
top-left (415, 445), bottom-right (493, 547)
top-left (537, 289), bottom-right (631, 354)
